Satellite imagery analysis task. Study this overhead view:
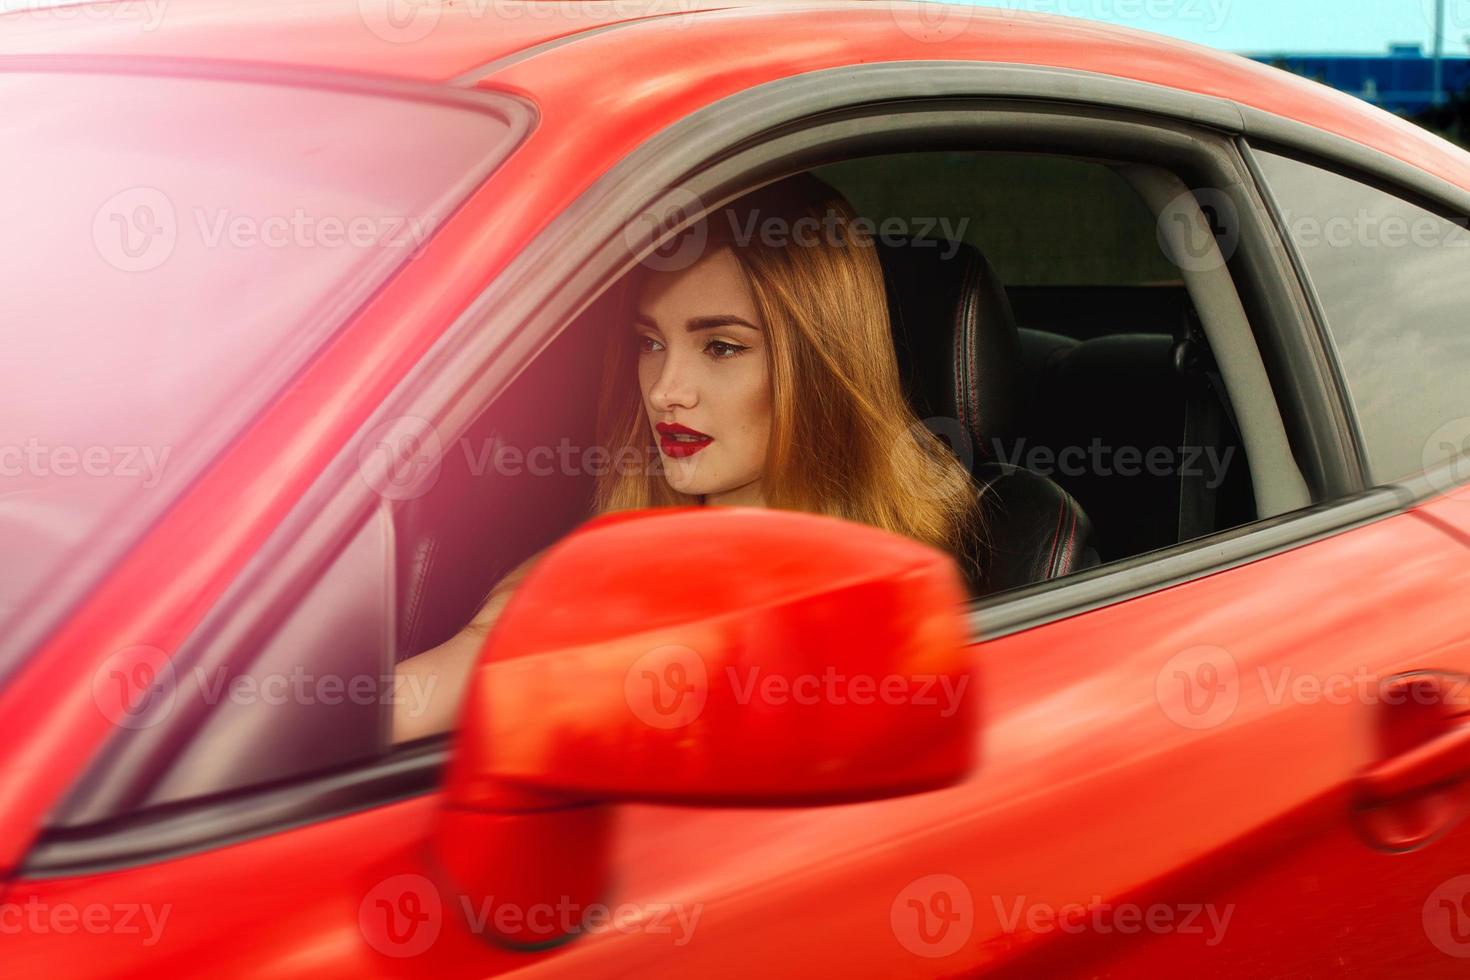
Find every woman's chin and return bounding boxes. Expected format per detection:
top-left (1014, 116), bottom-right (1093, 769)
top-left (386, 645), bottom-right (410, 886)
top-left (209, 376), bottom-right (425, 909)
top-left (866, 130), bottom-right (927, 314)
top-left (659, 470), bottom-right (709, 498)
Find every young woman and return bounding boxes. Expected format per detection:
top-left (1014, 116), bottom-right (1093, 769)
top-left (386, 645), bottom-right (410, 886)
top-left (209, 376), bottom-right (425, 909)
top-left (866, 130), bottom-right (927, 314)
top-left (392, 173), bottom-right (982, 742)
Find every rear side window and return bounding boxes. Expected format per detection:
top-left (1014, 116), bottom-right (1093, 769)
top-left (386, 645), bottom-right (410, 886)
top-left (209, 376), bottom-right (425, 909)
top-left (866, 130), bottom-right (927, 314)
top-left (0, 72), bottom-right (526, 681)
top-left (1253, 150), bottom-right (1470, 483)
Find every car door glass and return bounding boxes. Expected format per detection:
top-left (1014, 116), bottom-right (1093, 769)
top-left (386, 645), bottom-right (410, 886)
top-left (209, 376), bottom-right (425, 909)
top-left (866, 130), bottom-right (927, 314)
top-left (0, 72), bottom-right (526, 688)
top-left (1254, 151), bottom-right (1470, 483)
top-left (49, 293), bottom-right (606, 827)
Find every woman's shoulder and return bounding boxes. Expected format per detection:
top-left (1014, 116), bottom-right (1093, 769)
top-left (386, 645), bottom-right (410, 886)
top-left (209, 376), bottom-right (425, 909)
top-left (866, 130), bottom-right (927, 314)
top-left (468, 547), bottom-right (548, 632)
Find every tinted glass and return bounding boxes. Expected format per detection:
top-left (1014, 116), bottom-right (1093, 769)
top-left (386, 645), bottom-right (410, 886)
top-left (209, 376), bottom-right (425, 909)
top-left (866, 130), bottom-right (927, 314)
top-left (1255, 150), bottom-right (1470, 482)
top-left (0, 72), bottom-right (521, 681)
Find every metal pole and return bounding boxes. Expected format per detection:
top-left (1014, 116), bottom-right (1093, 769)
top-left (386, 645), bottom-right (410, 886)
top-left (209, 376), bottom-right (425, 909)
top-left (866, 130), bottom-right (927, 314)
top-left (1433, 0), bottom-right (1446, 105)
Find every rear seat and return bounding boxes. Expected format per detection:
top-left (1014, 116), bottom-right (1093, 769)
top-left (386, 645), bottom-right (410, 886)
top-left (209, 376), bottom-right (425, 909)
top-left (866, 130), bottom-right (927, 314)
top-left (1015, 324), bottom-right (1253, 563)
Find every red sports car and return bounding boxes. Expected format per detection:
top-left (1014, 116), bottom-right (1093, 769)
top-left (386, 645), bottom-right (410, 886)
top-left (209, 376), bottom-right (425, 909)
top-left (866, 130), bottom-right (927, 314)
top-left (4, 0), bottom-right (1470, 975)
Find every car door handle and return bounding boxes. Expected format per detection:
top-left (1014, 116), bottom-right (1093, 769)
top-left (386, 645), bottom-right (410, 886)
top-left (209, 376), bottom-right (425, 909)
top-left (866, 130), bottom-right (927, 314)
top-left (1359, 716), bottom-right (1470, 803)
top-left (1358, 672), bottom-right (1470, 805)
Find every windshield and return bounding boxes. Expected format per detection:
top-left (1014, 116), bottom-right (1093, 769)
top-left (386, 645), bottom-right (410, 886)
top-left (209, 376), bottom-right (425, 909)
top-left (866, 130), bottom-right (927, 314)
top-left (0, 70), bottom-right (525, 681)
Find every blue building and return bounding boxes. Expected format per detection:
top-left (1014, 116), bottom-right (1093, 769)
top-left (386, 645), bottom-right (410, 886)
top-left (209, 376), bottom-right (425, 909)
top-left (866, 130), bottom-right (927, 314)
top-left (1250, 44), bottom-right (1470, 115)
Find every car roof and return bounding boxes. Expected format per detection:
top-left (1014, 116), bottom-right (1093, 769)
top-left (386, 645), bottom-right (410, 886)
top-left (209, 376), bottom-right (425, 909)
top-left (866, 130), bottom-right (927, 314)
top-left (0, 0), bottom-right (756, 79)
top-left (4, 0), bottom-right (1467, 188)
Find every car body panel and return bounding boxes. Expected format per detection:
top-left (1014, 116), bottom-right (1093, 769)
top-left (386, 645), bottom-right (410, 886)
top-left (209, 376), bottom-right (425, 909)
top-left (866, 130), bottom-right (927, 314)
top-left (0, 0), bottom-right (747, 81)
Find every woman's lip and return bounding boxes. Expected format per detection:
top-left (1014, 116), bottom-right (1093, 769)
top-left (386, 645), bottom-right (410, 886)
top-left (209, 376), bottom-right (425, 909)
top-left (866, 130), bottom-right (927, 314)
top-left (655, 422), bottom-right (711, 439)
top-left (656, 422), bottom-right (713, 459)
top-left (659, 435), bottom-right (711, 459)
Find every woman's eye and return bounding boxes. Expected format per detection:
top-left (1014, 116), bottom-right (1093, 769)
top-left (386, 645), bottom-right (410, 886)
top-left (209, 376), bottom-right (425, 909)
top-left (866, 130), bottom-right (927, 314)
top-left (637, 335), bottom-right (664, 355)
top-left (706, 340), bottom-right (748, 359)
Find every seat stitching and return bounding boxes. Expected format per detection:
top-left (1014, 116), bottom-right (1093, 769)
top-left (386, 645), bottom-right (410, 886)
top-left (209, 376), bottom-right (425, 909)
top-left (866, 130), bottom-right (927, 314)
top-left (1043, 502), bottom-right (1067, 580)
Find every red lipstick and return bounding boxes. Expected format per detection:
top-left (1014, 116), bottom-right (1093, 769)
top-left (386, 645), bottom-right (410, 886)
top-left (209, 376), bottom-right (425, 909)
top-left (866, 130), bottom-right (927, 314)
top-left (656, 421), bottom-right (713, 459)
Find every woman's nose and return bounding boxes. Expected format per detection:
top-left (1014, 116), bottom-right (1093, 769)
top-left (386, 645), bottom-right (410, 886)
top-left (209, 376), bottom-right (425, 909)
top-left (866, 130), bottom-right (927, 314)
top-left (648, 349), bottom-right (698, 412)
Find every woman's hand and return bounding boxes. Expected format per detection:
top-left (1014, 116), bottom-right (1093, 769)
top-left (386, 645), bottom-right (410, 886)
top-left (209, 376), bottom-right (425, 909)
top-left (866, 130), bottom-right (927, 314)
top-left (390, 553), bottom-right (540, 744)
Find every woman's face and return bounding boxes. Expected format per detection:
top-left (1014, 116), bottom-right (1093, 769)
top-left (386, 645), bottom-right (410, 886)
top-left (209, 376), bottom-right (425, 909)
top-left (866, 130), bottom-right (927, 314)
top-left (633, 246), bottom-right (772, 506)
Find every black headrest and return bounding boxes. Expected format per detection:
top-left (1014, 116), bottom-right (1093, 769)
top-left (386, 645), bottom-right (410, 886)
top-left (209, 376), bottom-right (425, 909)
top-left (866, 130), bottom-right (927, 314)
top-left (877, 238), bottom-right (1024, 463)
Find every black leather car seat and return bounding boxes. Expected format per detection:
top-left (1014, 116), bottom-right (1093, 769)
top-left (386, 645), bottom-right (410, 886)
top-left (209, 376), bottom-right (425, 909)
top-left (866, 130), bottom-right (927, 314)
top-left (876, 238), bottom-right (1099, 595)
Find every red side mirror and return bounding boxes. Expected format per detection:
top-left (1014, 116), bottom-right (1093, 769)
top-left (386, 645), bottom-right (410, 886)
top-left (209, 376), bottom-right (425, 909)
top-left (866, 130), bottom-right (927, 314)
top-left (433, 507), bottom-right (977, 947)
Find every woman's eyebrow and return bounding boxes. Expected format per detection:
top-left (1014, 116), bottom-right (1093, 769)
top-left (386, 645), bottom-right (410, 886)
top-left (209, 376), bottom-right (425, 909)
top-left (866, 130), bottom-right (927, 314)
top-left (632, 312), bottom-right (761, 332)
top-left (685, 314), bottom-right (761, 333)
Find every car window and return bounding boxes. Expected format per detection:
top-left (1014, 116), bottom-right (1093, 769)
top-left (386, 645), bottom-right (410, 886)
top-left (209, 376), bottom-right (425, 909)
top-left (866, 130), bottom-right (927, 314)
top-left (820, 152), bottom-right (1257, 563)
top-left (819, 152), bottom-right (1179, 287)
top-left (0, 71), bottom-right (525, 686)
top-left (1253, 150), bottom-right (1470, 483)
top-left (50, 290), bottom-right (605, 826)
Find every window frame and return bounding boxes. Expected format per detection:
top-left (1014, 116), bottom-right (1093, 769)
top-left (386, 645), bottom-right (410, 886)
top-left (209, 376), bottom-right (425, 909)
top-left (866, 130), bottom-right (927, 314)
top-left (26, 61), bottom-right (1429, 877)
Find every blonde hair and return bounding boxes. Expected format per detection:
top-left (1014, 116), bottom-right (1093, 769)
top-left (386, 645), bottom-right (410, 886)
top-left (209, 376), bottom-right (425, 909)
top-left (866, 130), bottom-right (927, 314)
top-left (592, 174), bottom-right (981, 568)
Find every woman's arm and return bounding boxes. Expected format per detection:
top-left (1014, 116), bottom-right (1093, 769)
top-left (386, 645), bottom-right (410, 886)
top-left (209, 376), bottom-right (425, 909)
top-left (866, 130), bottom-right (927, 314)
top-left (390, 551), bottom-right (542, 744)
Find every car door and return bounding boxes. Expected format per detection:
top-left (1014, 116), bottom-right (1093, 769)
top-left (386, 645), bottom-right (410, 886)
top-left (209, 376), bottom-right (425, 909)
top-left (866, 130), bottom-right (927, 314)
top-left (514, 506), bottom-right (1470, 979)
top-left (501, 124), bottom-right (1470, 977)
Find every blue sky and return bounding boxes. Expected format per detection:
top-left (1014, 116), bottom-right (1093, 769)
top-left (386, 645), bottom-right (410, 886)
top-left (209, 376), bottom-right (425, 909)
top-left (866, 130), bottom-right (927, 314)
top-left (963, 0), bottom-right (1470, 55)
